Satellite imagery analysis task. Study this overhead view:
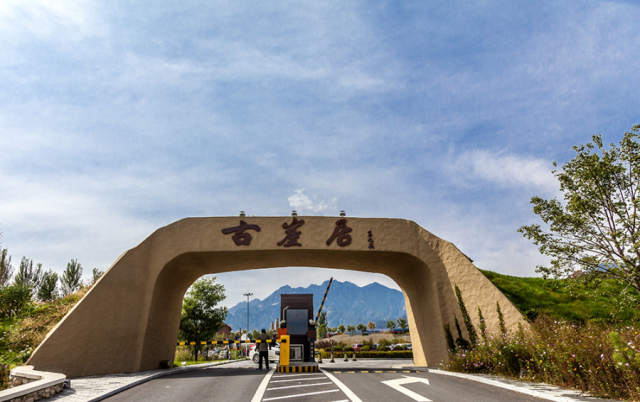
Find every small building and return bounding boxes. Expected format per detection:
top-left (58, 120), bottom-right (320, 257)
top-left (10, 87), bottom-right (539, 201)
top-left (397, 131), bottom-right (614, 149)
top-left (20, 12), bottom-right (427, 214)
top-left (217, 324), bottom-right (232, 337)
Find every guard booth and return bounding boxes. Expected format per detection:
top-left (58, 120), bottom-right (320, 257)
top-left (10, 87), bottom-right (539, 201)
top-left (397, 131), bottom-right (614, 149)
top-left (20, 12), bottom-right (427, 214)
top-left (280, 294), bottom-right (315, 363)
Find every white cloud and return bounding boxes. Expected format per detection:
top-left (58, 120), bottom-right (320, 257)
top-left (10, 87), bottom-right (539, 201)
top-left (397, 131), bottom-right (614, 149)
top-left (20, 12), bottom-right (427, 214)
top-left (455, 150), bottom-right (559, 195)
top-left (288, 189), bottom-right (337, 215)
top-left (0, 0), bottom-right (100, 40)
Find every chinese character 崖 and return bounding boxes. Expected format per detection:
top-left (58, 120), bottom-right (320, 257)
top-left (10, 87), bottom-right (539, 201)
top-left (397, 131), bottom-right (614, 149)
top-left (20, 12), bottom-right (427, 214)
top-left (326, 219), bottom-right (352, 247)
top-left (221, 220), bottom-right (261, 246)
top-left (277, 217), bottom-right (305, 247)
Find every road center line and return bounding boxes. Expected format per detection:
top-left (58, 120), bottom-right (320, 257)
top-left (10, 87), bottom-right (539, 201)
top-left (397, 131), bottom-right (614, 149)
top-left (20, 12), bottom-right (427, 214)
top-left (250, 367), bottom-right (276, 402)
top-left (321, 369), bottom-right (363, 402)
top-left (262, 389), bottom-right (340, 401)
top-left (267, 381), bottom-right (334, 390)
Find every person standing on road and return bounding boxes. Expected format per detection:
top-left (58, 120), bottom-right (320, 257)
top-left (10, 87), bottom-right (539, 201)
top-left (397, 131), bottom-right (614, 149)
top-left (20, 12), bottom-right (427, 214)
top-left (257, 328), bottom-right (269, 370)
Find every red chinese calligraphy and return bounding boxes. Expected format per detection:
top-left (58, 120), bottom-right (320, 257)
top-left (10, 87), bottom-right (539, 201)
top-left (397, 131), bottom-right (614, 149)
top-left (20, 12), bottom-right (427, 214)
top-left (221, 220), bottom-right (261, 246)
top-left (326, 219), bottom-right (352, 247)
top-left (277, 217), bottom-right (305, 247)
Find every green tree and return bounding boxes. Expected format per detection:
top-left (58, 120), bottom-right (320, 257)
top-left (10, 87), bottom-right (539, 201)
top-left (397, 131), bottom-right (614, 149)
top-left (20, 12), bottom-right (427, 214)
top-left (356, 323), bottom-right (367, 335)
top-left (14, 257), bottom-right (43, 294)
top-left (444, 323), bottom-right (456, 351)
top-left (519, 125), bottom-right (640, 299)
top-left (477, 306), bottom-right (487, 342)
top-left (0, 249), bottom-right (13, 288)
top-left (346, 324), bottom-right (355, 335)
top-left (454, 316), bottom-right (470, 350)
top-left (91, 268), bottom-right (104, 284)
top-left (317, 311), bottom-right (328, 338)
top-left (367, 321), bottom-right (376, 332)
top-left (179, 277), bottom-right (228, 361)
top-left (37, 270), bottom-right (58, 301)
top-left (496, 301), bottom-right (507, 337)
top-left (338, 324), bottom-right (345, 334)
top-left (396, 317), bottom-right (408, 333)
top-left (454, 285), bottom-right (477, 346)
top-left (386, 320), bottom-right (396, 332)
top-left (61, 259), bottom-right (83, 296)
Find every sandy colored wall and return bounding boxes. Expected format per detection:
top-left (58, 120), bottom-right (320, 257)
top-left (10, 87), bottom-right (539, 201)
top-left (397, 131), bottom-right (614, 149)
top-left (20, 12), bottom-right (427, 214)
top-left (27, 217), bottom-right (524, 378)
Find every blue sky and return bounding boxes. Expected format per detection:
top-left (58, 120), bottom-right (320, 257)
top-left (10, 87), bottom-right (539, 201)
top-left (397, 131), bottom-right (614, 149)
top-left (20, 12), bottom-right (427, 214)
top-left (1, 1), bottom-right (639, 307)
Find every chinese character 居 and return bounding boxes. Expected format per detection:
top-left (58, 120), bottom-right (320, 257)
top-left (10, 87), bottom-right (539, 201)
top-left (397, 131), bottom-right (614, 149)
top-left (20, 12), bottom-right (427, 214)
top-left (326, 219), bottom-right (352, 247)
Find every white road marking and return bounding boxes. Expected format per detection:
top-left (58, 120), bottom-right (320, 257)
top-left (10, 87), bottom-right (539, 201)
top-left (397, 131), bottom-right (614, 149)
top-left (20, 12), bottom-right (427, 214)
top-left (381, 375), bottom-right (432, 401)
top-left (321, 369), bottom-right (363, 402)
top-left (250, 368), bottom-right (276, 402)
top-left (271, 373), bottom-right (321, 378)
top-left (262, 389), bottom-right (340, 401)
top-left (267, 381), bottom-right (333, 390)
top-left (270, 376), bottom-right (325, 383)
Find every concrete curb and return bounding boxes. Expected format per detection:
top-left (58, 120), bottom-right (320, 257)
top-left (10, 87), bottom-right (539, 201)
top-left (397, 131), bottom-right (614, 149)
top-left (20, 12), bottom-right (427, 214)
top-left (73, 359), bottom-right (246, 402)
top-left (0, 366), bottom-right (66, 402)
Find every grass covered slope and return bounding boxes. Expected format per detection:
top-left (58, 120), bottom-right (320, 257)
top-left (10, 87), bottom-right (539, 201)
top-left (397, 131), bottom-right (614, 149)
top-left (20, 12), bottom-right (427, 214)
top-left (480, 269), bottom-right (640, 323)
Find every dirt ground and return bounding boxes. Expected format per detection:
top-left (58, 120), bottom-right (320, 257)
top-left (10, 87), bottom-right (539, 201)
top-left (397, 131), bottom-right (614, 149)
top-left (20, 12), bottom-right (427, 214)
top-left (324, 333), bottom-right (411, 344)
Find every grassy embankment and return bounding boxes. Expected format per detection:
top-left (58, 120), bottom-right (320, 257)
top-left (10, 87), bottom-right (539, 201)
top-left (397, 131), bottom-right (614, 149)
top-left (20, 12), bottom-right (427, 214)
top-left (445, 269), bottom-right (640, 401)
top-left (0, 287), bottom-right (90, 389)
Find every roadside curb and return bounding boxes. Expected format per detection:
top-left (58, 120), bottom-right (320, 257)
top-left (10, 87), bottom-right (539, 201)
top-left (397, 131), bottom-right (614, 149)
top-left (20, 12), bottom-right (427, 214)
top-left (61, 359), bottom-right (246, 402)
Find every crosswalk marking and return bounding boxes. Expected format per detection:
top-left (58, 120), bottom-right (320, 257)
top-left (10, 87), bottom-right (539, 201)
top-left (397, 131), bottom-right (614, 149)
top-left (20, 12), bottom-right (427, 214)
top-left (267, 382), bottom-right (333, 391)
top-left (262, 389), bottom-right (340, 401)
top-left (270, 376), bottom-right (325, 383)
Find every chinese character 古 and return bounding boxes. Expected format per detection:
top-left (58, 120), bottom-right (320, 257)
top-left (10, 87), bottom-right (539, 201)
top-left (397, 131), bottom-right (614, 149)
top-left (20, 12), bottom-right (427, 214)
top-left (221, 220), bottom-right (261, 246)
top-left (326, 219), bottom-right (352, 247)
top-left (277, 217), bottom-right (305, 247)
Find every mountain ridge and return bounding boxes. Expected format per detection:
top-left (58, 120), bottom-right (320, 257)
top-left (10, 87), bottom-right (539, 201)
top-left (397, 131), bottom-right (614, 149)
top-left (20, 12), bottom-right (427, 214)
top-left (225, 280), bottom-right (407, 332)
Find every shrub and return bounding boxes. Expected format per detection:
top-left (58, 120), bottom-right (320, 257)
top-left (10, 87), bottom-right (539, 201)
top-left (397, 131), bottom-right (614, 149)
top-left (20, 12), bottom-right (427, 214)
top-left (315, 338), bottom-right (336, 350)
top-left (360, 345), bottom-right (371, 351)
top-left (0, 363), bottom-right (8, 391)
top-left (4, 287), bottom-right (89, 351)
top-left (333, 346), bottom-right (344, 352)
top-left (344, 347), bottom-right (354, 352)
top-left (379, 346), bottom-right (390, 351)
top-left (320, 350), bottom-right (412, 359)
top-left (445, 315), bottom-right (640, 401)
top-left (378, 339), bottom-right (391, 347)
top-left (0, 285), bottom-right (33, 318)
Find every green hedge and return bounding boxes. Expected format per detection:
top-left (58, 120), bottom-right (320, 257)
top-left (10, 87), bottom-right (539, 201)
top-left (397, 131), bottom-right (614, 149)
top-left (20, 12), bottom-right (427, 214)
top-left (319, 350), bottom-right (412, 359)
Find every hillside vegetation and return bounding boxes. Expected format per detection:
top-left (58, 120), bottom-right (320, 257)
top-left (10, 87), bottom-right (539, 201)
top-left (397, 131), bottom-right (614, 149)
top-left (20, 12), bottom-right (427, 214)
top-left (479, 269), bottom-right (640, 323)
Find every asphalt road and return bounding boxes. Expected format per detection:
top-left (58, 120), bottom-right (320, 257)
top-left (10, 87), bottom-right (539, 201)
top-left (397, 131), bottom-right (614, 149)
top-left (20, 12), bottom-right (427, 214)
top-left (103, 360), bottom-right (546, 402)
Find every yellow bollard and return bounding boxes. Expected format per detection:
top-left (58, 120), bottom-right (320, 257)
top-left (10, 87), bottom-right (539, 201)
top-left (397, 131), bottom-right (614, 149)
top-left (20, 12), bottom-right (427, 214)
top-left (279, 335), bottom-right (290, 366)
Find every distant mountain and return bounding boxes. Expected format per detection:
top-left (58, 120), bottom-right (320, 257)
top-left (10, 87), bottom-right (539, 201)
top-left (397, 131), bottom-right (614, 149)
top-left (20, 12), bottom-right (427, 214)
top-left (225, 280), bottom-right (407, 332)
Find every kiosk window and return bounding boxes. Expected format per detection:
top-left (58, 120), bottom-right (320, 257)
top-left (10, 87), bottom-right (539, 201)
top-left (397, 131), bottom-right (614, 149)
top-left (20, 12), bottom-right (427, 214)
top-left (286, 309), bottom-right (308, 335)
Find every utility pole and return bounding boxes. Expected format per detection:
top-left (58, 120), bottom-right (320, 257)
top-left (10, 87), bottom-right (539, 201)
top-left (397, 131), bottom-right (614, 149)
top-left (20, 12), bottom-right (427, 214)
top-left (243, 292), bottom-right (253, 337)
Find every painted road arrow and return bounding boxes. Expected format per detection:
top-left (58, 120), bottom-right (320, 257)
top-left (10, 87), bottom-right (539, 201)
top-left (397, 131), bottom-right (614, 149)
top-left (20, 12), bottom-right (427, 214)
top-left (381, 375), bottom-right (432, 401)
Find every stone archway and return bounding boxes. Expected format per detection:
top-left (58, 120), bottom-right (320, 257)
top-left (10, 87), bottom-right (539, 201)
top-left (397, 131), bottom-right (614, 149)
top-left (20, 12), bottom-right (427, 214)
top-left (27, 217), bottom-right (524, 378)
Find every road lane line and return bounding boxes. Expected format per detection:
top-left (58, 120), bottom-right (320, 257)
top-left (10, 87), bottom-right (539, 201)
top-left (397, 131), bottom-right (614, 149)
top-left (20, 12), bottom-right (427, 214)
top-left (270, 376), bottom-right (325, 383)
top-left (267, 382), bottom-right (333, 390)
top-left (251, 368), bottom-right (276, 402)
top-left (262, 389), bottom-right (340, 401)
top-left (321, 369), bottom-right (363, 402)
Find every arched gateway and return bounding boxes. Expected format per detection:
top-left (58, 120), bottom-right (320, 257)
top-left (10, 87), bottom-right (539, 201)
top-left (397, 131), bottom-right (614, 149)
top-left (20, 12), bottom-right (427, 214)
top-left (28, 217), bottom-right (523, 377)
